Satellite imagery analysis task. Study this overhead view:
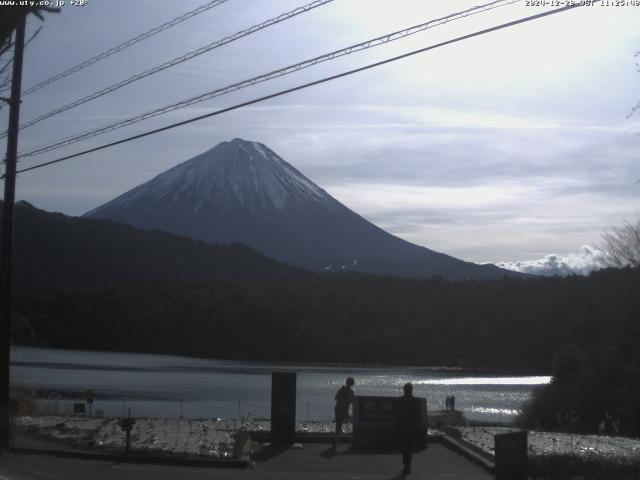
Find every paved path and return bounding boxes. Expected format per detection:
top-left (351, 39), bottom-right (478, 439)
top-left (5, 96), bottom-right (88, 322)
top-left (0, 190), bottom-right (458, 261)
top-left (253, 442), bottom-right (493, 479)
top-left (0, 443), bottom-right (493, 479)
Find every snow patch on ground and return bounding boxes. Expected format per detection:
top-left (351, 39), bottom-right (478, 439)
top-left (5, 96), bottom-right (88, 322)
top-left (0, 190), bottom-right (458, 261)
top-left (14, 416), bottom-right (354, 458)
top-left (17, 416), bottom-right (237, 457)
top-left (22, 416), bottom-right (639, 464)
top-left (457, 426), bottom-right (640, 462)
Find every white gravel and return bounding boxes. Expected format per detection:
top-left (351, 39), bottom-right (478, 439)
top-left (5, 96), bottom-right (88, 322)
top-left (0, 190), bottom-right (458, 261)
top-left (457, 426), bottom-right (640, 462)
top-left (17, 416), bottom-right (240, 457)
top-left (14, 416), bottom-right (356, 458)
top-left (24, 416), bottom-right (637, 463)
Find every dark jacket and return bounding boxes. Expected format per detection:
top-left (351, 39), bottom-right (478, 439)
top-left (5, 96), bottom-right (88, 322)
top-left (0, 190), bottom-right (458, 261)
top-left (334, 385), bottom-right (354, 418)
top-left (395, 394), bottom-right (420, 433)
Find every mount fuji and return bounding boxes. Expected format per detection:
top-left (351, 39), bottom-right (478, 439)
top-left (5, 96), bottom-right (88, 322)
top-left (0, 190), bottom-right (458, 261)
top-left (85, 138), bottom-right (517, 280)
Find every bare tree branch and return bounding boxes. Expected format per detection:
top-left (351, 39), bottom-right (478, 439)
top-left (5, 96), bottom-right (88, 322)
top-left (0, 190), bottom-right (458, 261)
top-left (600, 217), bottom-right (640, 268)
top-left (629, 50), bottom-right (640, 119)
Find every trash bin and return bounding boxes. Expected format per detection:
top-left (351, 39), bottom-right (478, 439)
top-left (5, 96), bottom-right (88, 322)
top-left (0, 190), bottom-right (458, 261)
top-left (494, 430), bottom-right (528, 480)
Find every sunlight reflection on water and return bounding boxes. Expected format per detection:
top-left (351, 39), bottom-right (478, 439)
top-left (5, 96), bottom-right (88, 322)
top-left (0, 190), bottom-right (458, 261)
top-left (471, 407), bottom-right (521, 416)
top-left (417, 376), bottom-right (551, 385)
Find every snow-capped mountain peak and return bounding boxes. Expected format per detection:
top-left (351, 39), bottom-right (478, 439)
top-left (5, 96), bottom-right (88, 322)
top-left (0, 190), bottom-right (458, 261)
top-left (87, 138), bottom-right (338, 216)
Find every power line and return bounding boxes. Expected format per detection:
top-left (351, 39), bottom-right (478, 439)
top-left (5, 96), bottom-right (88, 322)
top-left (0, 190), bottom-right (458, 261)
top-left (10, 4), bottom-right (581, 177)
top-left (0, 26), bottom-right (42, 94)
top-left (17, 0), bottom-right (521, 158)
top-left (0, 40), bottom-right (12, 59)
top-left (0, 0), bottom-right (230, 97)
top-left (1, 0), bottom-right (335, 140)
top-left (0, 27), bottom-right (42, 77)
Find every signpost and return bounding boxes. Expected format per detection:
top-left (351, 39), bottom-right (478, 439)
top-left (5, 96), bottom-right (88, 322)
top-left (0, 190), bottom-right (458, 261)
top-left (119, 417), bottom-right (136, 458)
top-left (85, 389), bottom-right (94, 417)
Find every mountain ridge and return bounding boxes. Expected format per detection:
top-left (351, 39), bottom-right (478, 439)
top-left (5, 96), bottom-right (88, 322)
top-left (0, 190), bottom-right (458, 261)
top-left (4, 200), bottom-right (305, 292)
top-left (85, 138), bottom-right (522, 280)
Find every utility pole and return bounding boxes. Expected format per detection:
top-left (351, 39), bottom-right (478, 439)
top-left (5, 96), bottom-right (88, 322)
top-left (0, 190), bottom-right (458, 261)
top-left (0, 14), bottom-right (26, 450)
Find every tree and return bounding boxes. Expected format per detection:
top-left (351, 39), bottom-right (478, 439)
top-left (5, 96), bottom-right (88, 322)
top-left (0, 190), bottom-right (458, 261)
top-left (600, 217), bottom-right (640, 268)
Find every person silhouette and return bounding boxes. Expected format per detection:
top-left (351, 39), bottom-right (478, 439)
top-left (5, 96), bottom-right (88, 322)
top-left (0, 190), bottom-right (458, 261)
top-left (395, 382), bottom-right (421, 475)
top-left (333, 376), bottom-right (355, 446)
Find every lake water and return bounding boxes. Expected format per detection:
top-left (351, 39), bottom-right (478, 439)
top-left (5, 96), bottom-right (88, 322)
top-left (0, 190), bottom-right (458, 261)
top-left (10, 347), bottom-right (550, 423)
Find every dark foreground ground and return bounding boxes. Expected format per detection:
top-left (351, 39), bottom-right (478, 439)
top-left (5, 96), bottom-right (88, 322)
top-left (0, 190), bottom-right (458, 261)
top-left (0, 442), bottom-right (492, 480)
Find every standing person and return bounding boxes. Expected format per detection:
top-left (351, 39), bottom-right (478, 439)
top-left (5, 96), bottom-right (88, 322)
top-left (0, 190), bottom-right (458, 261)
top-left (334, 376), bottom-right (355, 446)
top-left (395, 383), bottom-right (421, 475)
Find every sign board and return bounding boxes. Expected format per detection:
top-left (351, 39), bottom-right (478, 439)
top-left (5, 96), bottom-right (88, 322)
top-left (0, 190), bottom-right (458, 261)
top-left (270, 372), bottom-right (296, 445)
top-left (358, 396), bottom-right (395, 422)
top-left (119, 417), bottom-right (136, 432)
top-left (353, 395), bottom-right (427, 449)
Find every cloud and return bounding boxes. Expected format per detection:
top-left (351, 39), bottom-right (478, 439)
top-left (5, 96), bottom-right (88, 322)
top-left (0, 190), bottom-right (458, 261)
top-left (493, 245), bottom-right (609, 277)
top-left (13, 0), bottom-right (639, 263)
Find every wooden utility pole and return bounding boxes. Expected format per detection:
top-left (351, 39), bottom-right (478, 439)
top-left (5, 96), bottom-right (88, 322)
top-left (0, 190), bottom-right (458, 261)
top-left (0, 13), bottom-right (26, 450)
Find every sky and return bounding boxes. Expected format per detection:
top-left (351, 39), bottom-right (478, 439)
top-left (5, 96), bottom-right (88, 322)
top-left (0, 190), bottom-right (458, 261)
top-left (1, 0), bottom-right (639, 276)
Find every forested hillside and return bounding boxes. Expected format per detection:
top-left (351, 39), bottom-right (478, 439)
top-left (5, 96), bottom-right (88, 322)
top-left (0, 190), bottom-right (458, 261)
top-left (3, 201), bottom-right (305, 291)
top-left (15, 267), bottom-right (640, 371)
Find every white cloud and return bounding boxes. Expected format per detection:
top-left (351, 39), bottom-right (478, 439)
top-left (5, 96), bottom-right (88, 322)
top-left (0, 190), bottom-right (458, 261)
top-left (493, 245), bottom-right (609, 277)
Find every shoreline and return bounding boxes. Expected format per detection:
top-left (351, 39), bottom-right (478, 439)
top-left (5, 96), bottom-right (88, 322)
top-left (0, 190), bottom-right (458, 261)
top-left (11, 345), bottom-right (551, 376)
